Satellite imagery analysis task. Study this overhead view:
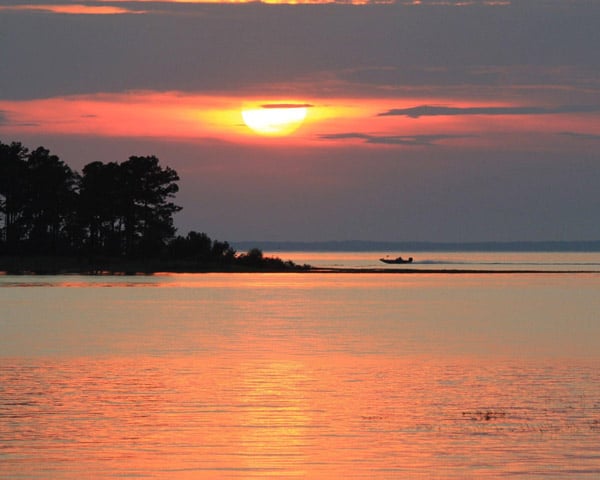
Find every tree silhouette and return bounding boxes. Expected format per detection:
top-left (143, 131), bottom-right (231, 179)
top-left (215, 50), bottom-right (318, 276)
top-left (1, 142), bottom-right (77, 253)
top-left (167, 231), bottom-right (236, 268)
top-left (22, 147), bottom-right (78, 253)
top-left (79, 155), bottom-right (181, 257)
top-left (238, 247), bottom-right (264, 267)
top-left (0, 142), bottom-right (29, 252)
top-left (1, 140), bottom-right (302, 272)
top-left (168, 231), bottom-right (213, 260)
top-left (79, 161), bottom-right (123, 256)
top-left (120, 156), bottom-right (181, 257)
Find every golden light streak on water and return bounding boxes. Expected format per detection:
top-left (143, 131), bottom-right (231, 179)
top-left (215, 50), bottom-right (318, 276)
top-left (1, 267), bottom-right (600, 477)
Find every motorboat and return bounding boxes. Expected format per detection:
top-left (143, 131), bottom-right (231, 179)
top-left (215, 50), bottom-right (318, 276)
top-left (379, 256), bottom-right (413, 264)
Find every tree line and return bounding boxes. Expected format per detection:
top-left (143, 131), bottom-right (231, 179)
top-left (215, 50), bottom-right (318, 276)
top-left (0, 140), bottom-right (300, 271)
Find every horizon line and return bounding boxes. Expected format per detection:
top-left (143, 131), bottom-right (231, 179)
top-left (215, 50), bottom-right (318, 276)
top-left (231, 239), bottom-right (600, 252)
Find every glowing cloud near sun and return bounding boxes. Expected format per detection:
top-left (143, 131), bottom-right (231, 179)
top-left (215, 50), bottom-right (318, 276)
top-left (241, 103), bottom-right (309, 136)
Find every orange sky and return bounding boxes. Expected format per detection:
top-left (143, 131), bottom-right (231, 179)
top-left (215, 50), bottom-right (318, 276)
top-left (2, 91), bottom-right (598, 151)
top-left (0, 0), bottom-right (408, 13)
top-left (0, 5), bottom-right (142, 14)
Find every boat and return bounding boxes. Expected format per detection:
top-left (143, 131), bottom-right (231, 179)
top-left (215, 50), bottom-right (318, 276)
top-left (380, 256), bottom-right (413, 264)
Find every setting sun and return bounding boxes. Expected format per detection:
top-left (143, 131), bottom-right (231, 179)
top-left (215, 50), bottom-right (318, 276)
top-left (241, 104), bottom-right (308, 136)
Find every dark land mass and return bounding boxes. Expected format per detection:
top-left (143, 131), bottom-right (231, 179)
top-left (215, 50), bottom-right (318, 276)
top-left (1, 140), bottom-right (312, 274)
top-left (0, 252), bottom-right (310, 275)
top-left (2, 256), bottom-right (597, 275)
top-left (233, 240), bottom-right (600, 252)
top-left (3, 140), bottom-right (600, 275)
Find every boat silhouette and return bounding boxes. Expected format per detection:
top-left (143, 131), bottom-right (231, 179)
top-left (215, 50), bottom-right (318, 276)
top-left (380, 256), bottom-right (413, 264)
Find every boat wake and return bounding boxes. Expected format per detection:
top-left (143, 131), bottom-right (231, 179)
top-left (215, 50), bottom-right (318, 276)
top-left (419, 259), bottom-right (600, 266)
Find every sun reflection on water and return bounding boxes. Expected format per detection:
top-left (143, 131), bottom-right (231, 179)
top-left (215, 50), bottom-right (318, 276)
top-left (1, 272), bottom-right (600, 477)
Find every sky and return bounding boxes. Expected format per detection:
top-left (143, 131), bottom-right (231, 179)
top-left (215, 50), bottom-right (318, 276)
top-left (1, 0), bottom-right (599, 243)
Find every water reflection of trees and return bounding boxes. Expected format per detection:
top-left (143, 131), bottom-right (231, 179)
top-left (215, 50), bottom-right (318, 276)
top-left (0, 140), bottom-right (299, 271)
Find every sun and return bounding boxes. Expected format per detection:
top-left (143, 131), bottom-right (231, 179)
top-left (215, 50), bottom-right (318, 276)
top-left (241, 104), bottom-right (308, 136)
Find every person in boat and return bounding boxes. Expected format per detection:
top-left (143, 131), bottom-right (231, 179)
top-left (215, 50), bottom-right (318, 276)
top-left (396, 256), bottom-right (413, 263)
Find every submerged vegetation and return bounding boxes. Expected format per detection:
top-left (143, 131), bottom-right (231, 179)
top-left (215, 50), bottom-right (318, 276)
top-left (0, 140), bottom-right (305, 273)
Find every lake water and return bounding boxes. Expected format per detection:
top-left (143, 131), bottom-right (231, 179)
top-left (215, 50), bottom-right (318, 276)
top-left (1, 252), bottom-right (600, 478)
top-left (272, 250), bottom-right (600, 271)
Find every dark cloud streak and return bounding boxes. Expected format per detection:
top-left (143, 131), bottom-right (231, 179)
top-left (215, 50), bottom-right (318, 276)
top-left (260, 103), bottom-right (314, 109)
top-left (560, 131), bottom-right (600, 141)
top-left (319, 132), bottom-right (468, 146)
top-left (379, 105), bottom-right (600, 118)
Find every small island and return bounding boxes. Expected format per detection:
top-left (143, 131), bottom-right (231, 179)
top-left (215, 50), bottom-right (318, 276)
top-left (0, 140), bottom-right (308, 274)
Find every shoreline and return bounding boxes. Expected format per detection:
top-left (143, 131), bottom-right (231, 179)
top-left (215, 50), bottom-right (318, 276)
top-left (307, 267), bottom-right (600, 274)
top-left (1, 267), bottom-right (599, 275)
top-left (2, 254), bottom-right (600, 276)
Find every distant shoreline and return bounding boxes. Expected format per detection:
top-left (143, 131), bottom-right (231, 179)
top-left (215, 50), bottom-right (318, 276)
top-left (307, 267), bottom-right (600, 274)
top-left (2, 265), bottom-right (599, 276)
top-left (2, 253), bottom-right (600, 276)
top-left (233, 240), bottom-right (600, 253)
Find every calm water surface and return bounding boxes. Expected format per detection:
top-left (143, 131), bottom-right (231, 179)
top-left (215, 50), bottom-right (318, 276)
top-left (1, 261), bottom-right (600, 478)
top-left (273, 250), bottom-right (600, 271)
